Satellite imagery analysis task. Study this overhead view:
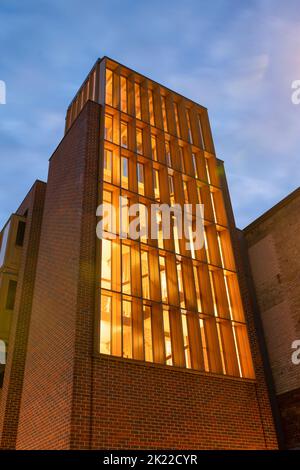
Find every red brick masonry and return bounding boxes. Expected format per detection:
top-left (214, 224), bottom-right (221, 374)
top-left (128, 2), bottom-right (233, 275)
top-left (277, 387), bottom-right (300, 449)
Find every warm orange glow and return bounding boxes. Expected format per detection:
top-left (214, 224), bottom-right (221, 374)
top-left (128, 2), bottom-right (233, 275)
top-left (99, 59), bottom-right (255, 379)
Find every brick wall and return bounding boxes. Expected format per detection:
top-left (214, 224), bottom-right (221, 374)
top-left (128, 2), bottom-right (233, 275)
top-left (89, 355), bottom-right (272, 449)
top-left (0, 180), bottom-right (46, 449)
top-left (15, 100), bottom-right (101, 450)
top-left (244, 189), bottom-right (300, 448)
top-left (216, 162), bottom-right (279, 449)
top-left (278, 388), bottom-right (300, 449)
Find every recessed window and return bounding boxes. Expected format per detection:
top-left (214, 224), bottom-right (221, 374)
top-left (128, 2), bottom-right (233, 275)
top-left (161, 95), bottom-right (168, 132)
top-left (141, 250), bottom-right (150, 299)
top-left (122, 300), bottom-right (132, 359)
top-left (143, 305), bottom-right (153, 362)
top-left (179, 146), bottom-right (185, 173)
top-left (163, 307), bottom-right (172, 365)
top-left (165, 141), bottom-right (171, 167)
top-left (103, 149), bottom-right (112, 183)
top-left (193, 266), bottom-right (202, 312)
top-left (186, 108), bottom-right (193, 144)
top-left (155, 211), bottom-right (163, 249)
top-left (136, 128), bottom-right (143, 155)
top-left (198, 114), bottom-right (205, 149)
top-left (104, 114), bottom-right (113, 142)
top-left (6, 280), bottom-right (17, 310)
top-left (102, 190), bottom-right (113, 232)
top-left (105, 69), bottom-right (113, 106)
top-left (174, 102), bottom-right (181, 138)
top-left (151, 135), bottom-right (157, 161)
top-left (192, 153), bottom-right (198, 179)
top-left (159, 256), bottom-right (168, 303)
top-left (168, 175), bottom-right (174, 195)
top-left (101, 239), bottom-right (112, 290)
top-left (148, 89), bottom-right (155, 126)
top-left (176, 260), bottom-right (185, 308)
top-left (137, 162), bottom-right (145, 195)
top-left (100, 294), bottom-right (112, 354)
top-left (122, 244), bottom-right (131, 294)
top-left (121, 156), bottom-right (129, 189)
top-left (15, 221), bottom-right (26, 247)
top-left (183, 181), bottom-right (189, 204)
top-left (199, 318), bottom-right (210, 371)
top-left (181, 313), bottom-right (191, 368)
top-left (135, 83), bottom-right (141, 119)
top-left (153, 169), bottom-right (160, 201)
top-left (120, 121), bottom-right (128, 148)
top-left (120, 76), bottom-right (128, 113)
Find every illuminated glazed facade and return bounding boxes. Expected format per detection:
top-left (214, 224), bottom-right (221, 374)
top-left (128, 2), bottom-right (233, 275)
top-left (67, 58), bottom-right (255, 378)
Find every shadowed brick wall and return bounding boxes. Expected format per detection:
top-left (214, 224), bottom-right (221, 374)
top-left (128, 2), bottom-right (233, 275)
top-left (244, 188), bottom-right (300, 449)
top-left (0, 180), bottom-right (46, 449)
top-left (16, 100), bottom-right (101, 449)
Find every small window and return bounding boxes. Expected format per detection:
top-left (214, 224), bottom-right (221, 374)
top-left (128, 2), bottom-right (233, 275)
top-left (122, 300), bottom-right (132, 359)
top-left (165, 141), bottom-right (171, 167)
top-left (136, 128), bottom-right (143, 155)
top-left (186, 109), bottom-right (193, 144)
top-left (174, 102), bottom-right (181, 138)
top-left (143, 305), bottom-right (153, 362)
top-left (121, 157), bottom-right (129, 189)
top-left (16, 221), bottom-right (26, 247)
top-left (6, 280), bottom-right (17, 310)
top-left (192, 153), bottom-right (198, 178)
top-left (148, 89), bottom-right (155, 126)
top-left (135, 83), bottom-right (141, 119)
top-left (159, 256), bottom-right (168, 303)
top-left (179, 145), bottom-right (185, 173)
top-left (137, 163), bottom-right (145, 195)
top-left (153, 169), bottom-right (160, 201)
top-left (103, 149), bottom-right (112, 183)
top-left (161, 95), bottom-right (168, 132)
top-left (198, 114), bottom-right (205, 149)
top-left (105, 69), bottom-right (113, 106)
top-left (120, 121), bottom-right (128, 148)
top-left (151, 135), bottom-right (157, 161)
top-left (120, 76), bottom-right (128, 113)
top-left (163, 307), bottom-right (172, 365)
top-left (104, 114), bottom-right (113, 142)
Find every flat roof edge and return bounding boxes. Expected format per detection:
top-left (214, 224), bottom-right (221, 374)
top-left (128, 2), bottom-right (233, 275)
top-left (244, 186), bottom-right (300, 233)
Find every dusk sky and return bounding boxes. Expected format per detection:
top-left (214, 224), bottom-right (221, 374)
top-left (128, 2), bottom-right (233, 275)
top-left (1, 0), bottom-right (300, 228)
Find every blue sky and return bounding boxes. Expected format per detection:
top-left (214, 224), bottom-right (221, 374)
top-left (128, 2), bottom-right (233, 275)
top-left (0, 0), bottom-right (300, 228)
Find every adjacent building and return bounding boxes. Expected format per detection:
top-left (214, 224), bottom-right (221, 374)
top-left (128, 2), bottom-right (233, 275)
top-left (244, 188), bottom-right (300, 449)
top-left (0, 57), bottom-right (278, 449)
top-left (0, 180), bottom-right (46, 444)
